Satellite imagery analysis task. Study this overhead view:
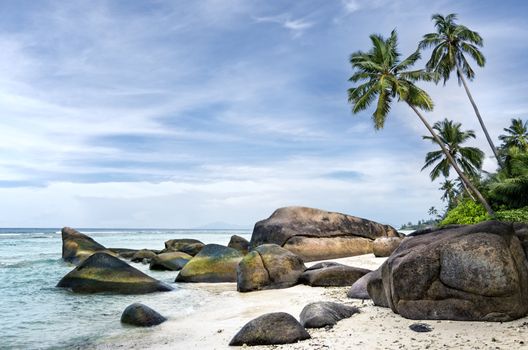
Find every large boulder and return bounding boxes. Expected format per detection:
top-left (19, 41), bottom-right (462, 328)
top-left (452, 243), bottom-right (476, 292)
top-left (372, 237), bottom-right (403, 257)
top-left (228, 235), bottom-right (250, 254)
top-left (237, 244), bottom-right (306, 292)
top-left (150, 251), bottom-right (192, 271)
top-left (249, 207), bottom-right (400, 261)
top-left (299, 262), bottom-right (370, 287)
top-left (380, 221), bottom-right (528, 321)
top-left (229, 312), bottom-right (310, 346)
top-left (57, 252), bottom-right (173, 294)
top-left (347, 270), bottom-right (376, 299)
top-left (175, 244), bottom-right (243, 283)
top-left (61, 227), bottom-right (107, 265)
top-left (163, 238), bottom-right (204, 256)
top-left (300, 302), bottom-right (359, 328)
top-left (121, 303), bottom-right (167, 327)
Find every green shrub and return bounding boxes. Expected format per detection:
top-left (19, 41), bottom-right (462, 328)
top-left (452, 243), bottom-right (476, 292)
top-left (440, 199), bottom-right (491, 225)
top-left (495, 207), bottom-right (528, 223)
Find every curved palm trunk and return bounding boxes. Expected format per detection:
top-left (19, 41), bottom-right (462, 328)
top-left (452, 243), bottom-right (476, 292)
top-left (459, 178), bottom-right (476, 201)
top-left (456, 65), bottom-right (503, 168)
top-left (408, 103), bottom-right (495, 217)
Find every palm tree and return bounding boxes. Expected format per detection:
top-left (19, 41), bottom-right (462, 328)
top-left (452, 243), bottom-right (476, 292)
top-left (489, 147), bottom-right (528, 208)
top-left (422, 119), bottom-right (484, 197)
top-left (499, 118), bottom-right (528, 151)
top-left (347, 30), bottom-right (494, 216)
top-left (439, 178), bottom-right (458, 208)
top-left (419, 14), bottom-right (502, 166)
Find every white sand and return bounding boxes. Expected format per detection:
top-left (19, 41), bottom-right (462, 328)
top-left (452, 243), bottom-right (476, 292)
top-left (92, 254), bottom-right (528, 350)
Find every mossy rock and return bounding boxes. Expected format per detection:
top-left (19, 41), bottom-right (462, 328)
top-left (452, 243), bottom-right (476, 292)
top-left (57, 252), bottom-right (173, 294)
top-left (61, 227), bottom-right (108, 265)
top-left (175, 244), bottom-right (243, 282)
top-left (237, 244), bottom-right (306, 292)
top-left (150, 251), bottom-right (192, 271)
top-left (163, 238), bottom-right (205, 256)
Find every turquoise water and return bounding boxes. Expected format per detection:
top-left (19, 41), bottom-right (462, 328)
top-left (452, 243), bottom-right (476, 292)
top-left (0, 228), bottom-right (251, 350)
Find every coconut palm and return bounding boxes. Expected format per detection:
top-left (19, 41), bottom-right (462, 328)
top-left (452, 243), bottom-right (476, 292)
top-left (499, 118), bottom-right (528, 151)
top-left (419, 14), bottom-right (502, 166)
top-left (439, 178), bottom-right (459, 208)
top-left (489, 147), bottom-right (528, 208)
top-left (347, 29), bottom-right (494, 216)
top-left (422, 119), bottom-right (484, 195)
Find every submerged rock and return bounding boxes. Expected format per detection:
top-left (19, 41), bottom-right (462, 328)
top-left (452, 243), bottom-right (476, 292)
top-left (229, 312), bottom-right (310, 346)
top-left (300, 302), bottom-right (359, 328)
top-left (163, 238), bottom-right (204, 256)
top-left (150, 251), bottom-right (192, 271)
top-left (380, 221), bottom-right (528, 321)
top-left (228, 235), bottom-right (250, 254)
top-left (299, 262), bottom-right (370, 287)
top-left (175, 244), bottom-right (243, 282)
top-left (249, 206), bottom-right (401, 261)
top-left (61, 227), bottom-right (108, 265)
top-left (237, 244), bottom-right (306, 292)
top-left (57, 252), bottom-right (173, 294)
top-left (121, 303), bottom-right (167, 327)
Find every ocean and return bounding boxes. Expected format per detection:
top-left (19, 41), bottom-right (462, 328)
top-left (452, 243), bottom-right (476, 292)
top-left (0, 228), bottom-right (252, 350)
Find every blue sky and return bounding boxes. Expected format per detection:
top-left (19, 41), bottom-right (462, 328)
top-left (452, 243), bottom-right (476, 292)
top-left (0, 0), bottom-right (527, 228)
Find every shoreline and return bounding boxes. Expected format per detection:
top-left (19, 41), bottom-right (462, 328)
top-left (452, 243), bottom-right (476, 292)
top-left (85, 254), bottom-right (528, 349)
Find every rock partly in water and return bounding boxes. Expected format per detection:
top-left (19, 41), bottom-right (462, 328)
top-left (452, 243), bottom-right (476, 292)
top-left (300, 302), bottom-right (360, 328)
top-left (57, 252), bottom-right (173, 294)
top-left (121, 303), bottom-right (167, 327)
top-left (175, 244), bottom-right (243, 283)
top-left (163, 239), bottom-right (205, 256)
top-left (61, 227), bottom-right (108, 265)
top-left (299, 262), bottom-right (371, 287)
top-left (367, 268), bottom-right (389, 307)
top-left (372, 237), bottom-right (403, 257)
top-left (237, 244), bottom-right (306, 292)
top-left (228, 235), bottom-right (250, 254)
top-left (150, 251), bottom-right (192, 271)
top-left (131, 249), bottom-right (158, 264)
top-left (108, 248), bottom-right (140, 260)
top-left (249, 206), bottom-right (401, 262)
top-left (381, 221), bottom-right (528, 321)
top-left (347, 270), bottom-right (376, 299)
top-left (229, 312), bottom-right (310, 346)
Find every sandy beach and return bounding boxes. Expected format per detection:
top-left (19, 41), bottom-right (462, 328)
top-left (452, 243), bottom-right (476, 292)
top-left (88, 254), bottom-right (528, 350)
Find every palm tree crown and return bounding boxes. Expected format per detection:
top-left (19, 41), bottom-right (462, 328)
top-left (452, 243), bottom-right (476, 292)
top-left (422, 118), bottom-right (484, 180)
top-left (348, 30), bottom-right (437, 129)
top-left (348, 29), bottom-right (495, 216)
top-left (419, 13), bottom-right (485, 84)
top-left (499, 118), bottom-right (528, 151)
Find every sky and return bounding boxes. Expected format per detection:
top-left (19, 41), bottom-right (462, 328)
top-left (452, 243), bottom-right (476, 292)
top-left (0, 0), bottom-right (527, 228)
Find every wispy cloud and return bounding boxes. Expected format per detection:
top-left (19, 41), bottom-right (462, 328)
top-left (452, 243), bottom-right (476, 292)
top-left (254, 14), bottom-right (314, 38)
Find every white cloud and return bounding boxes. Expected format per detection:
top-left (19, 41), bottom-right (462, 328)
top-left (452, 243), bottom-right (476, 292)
top-left (254, 14), bottom-right (314, 38)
